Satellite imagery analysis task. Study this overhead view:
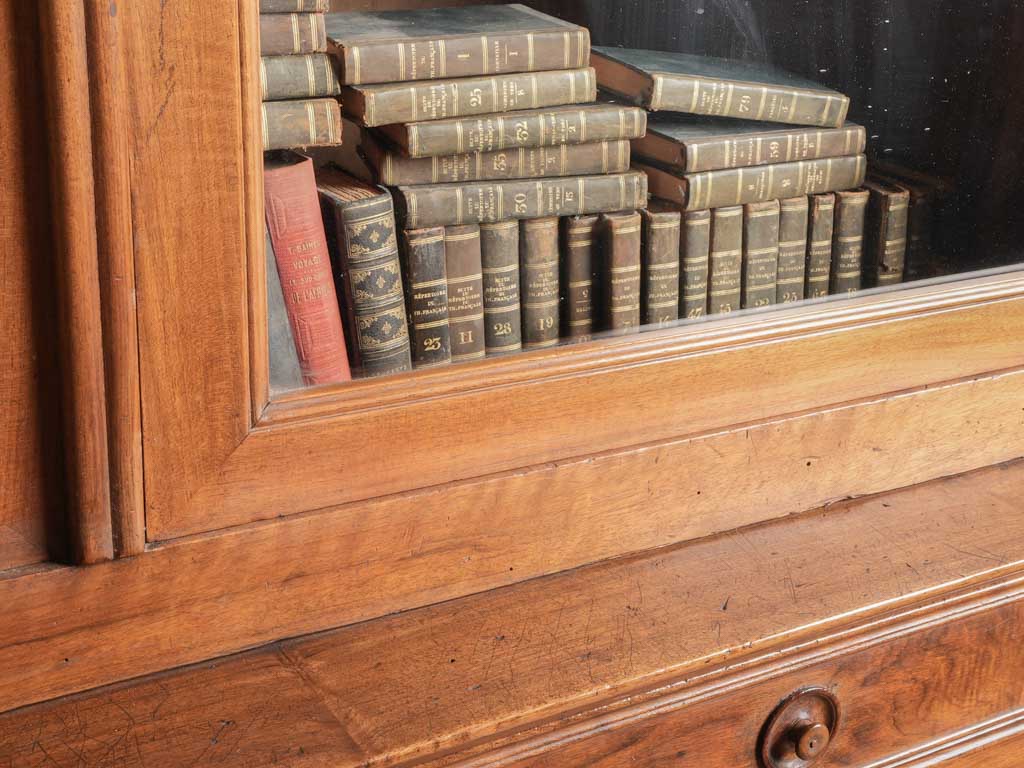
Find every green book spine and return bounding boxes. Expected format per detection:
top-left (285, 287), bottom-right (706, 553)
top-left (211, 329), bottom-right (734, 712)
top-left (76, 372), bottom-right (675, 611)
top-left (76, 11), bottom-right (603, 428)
top-left (777, 197), bottom-right (809, 304)
top-left (602, 211), bottom-right (642, 332)
top-left (742, 200), bottom-right (780, 309)
top-left (805, 193), bottom-right (835, 298)
top-left (830, 189), bottom-right (870, 294)
top-left (519, 218), bottom-right (561, 348)
top-left (641, 209), bottom-right (681, 326)
top-left (444, 225), bottom-right (486, 363)
top-left (680, 209), bottom-right (711, 319)
top-left (561, 215), bottom-right (601, 339)
top-left (708, 206), bottom-right (742, 315)
top-left (480, 221), bottom-right (523, 355)
top-left (863, 180), bottom-right (910, 287)
top-left (400, 227), bottom-right (452, 369)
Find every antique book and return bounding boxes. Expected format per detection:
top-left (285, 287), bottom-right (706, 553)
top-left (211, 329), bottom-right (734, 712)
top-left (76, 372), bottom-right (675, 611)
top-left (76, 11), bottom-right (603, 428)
top-left (444, 225), bottom-right (486, 362)
top-left (560, 214), bottom-right (601, 338)
top-left (830, 188), bottom-right (870, 294)
top-left (708, 206), bottom-right (743, 315)
top-left (602, 211), bottom-right (642, 333)
top-left (261, 0), bottom-right (329, 13)
top-left (805, 193), bottom-right (835, 298)
top-left (479, 221), bottom-right (522, 355)
top-left (641, 207), bottom-right (681, 325)
top-left (399, 227), bottom-right (451, 368)
top-left (318, 168), bottom-right (412, 378)
top-left (680, 208), bottom-right (711, 319)
top-left (342, 68), bottom-right (596, 128)
top-left (591, 47), bottom-right (850, 127)
top-left (260, 13), bottom-right (327, 57)
top-left (265, 227), bottom-right (304, 391)
top-left (520, 218), bottom-right (561, 349)
top-left (870, 173), bottom-right (934, 281)
top-left (863, 179), bottom-right (910, 287)
top-left (776, 197), bottom-right (808, 303)
top-left (263, 153), bottom-right (351, 385)
top-left (379, 104), bottom-right (647, 159)
top-left (262, 98), bottom-right (342, 151)
top-left (636, 154), bottom-right (866, 211)
top-left (326, 4), bottom-right (589, 86)
top-left (365, 137), bottom-right (631, 186)
top-left (635, 116), bottom-right (866, 173)
top-left (394, 171), bottom-right (648, 229)
top-left (741, 200), bottom-right (780, 309)
top-left (260, 54), bottom-right (340, 102)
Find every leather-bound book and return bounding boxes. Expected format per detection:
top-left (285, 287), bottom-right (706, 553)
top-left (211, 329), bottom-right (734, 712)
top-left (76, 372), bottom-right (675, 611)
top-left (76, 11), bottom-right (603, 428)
top-left (708, 206), bottom-right (743, 315)
top-left (601, 211), bottom-right (642, 333)
top-left (520, 218), bottom-right (561, 349)
top-left (560, 214), bottom-right (600, 339)
top-left (863, 179), bottom-right (910, 287)
top-left (263, 152), bottom-right (351, 385)
top-left (261, 0), bottom-right (329, 13)
top-left (260, 54), bottom-right (340, 102)
top-left (326, 4), bottom-right (589, 86)
top-left (742, 200), bottom-right (780, 309)
top-left (680, 209), bottom-right (711, 319)
top-left (262, 99), bottom-right (342, 151)
top-left (394, 171), bottom-right (648, 229)
top-left (343, 68), bottom-right (596, 128)
top-left (870, 173), bottom-right (934, 281)
top-left (805, 193), bottom-right (835, 298)
top-left (636, 154), bottom-right (866, 211)
top-left (379, 104), bottom-right (647, 159)
top-left (318, 168), bottom-right (412, 378)
top-left (641, 205), bottom-right (681, 326)
top-left (591, 47), bottom-right (850, 127)
top-left (830, 188), bottom-right (870, 294)
top-left (444, 225), bottom-right (486, 363)
top-left (400, 227), bottom-right (451, 368)
top-left (480, 221), bottom-right (522, 355)
top-left (260, 14), bottom-right (327, 57)
top-left (635, 115), bottom-right (866, 173)
top-left (777, 197), bottom-right (808, 304)
top-left (265, 227), bottom-right (304, 392)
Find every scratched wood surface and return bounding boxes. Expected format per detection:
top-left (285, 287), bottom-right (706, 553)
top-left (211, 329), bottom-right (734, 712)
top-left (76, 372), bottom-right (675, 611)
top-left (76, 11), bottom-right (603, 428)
top-left (2, 461), bottom-right (1024, 765)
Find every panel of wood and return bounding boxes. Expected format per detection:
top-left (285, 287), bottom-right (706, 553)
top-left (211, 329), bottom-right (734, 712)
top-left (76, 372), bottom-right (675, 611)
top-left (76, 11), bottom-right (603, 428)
top-left (865, 710), bottom-right (1024, 767)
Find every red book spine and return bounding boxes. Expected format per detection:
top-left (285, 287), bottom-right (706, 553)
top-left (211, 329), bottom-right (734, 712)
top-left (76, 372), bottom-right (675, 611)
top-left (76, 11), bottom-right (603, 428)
top-left (264, 156), bottom-right (351, 385)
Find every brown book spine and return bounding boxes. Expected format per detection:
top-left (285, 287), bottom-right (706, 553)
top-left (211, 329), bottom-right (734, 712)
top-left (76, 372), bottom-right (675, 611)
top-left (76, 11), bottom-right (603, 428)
top-left (479, 221), bottom-right (522, 355)
top-left (343, 68), bottom-right (596, 127)
top-left (602, 211), bottom-right (642, 332)
top-left (395, 171), bottom-right (647, 229)
top-left (870, 172), bottom-right (938, 281)
top-left (708, 206), bottom-right (743, 315)
top-left (863, 181), bottom-right (910, 287)
top-left (260, 13), bottom-right (327, 56)
top-left (519, 218), bottom-right (561, 349)
top-left (805, 193), bottom-right (835, 298)
top-left (444, 225), bottom-right (486, 363)
top-left (641, 209), bottom-right (681, 325)
top-left (400, 227), bottom-right (451, 368)
top-left (385, 105), bottom-right (647, 159)
top-left (260, 0), bottom-right (329, 12)
top-left (777, 197), bottom-right (808, 304)
top-left (372, 139), bottom-right (630, 186)
top-left (560, 214), bottom-right (600, 338)
top-left (742, 200), bottom-right (780, 309)
top-left (260, 54), bottom-right (340, 101)
top-left (830, 188), bottom-right (870, 294)
top-left (680, 209), bottom-right (711, 319)
top-left (261, 99), bottom-right (342, 151)
top-left (337, 28), bottom-right (590, 86)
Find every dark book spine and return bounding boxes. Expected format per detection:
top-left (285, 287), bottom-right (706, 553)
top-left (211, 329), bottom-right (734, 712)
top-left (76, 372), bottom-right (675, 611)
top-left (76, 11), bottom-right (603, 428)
top-left (260, 13), bottom-right (327, 56)
top-left (708, 206), bottom-right (743, 315)
top-left (338, 29), bottom-right (590, 86)
top-left (680, 209), bottom-right (711, 319)
top-left (344, 68), bottom-right (596, 127)
top-left (394, 106), bottom-right (647, 158)
top-left (519, 218), bottom-right (561, 349)
top-left (260, 0), bottom-right (329, 12)
top-left (395, 171), bottom-right (647, 229)
top-left (679, 124), bottom-right (867, 173)
top-left (561, 214), bottom-right (600, 339)
top-left (265, 227), bottom-right (304, 391)
top-left (777, 197), bottom-right (809, 304)
top-left (479, 221), bottom-right (522, 355)
top-left (742, 200), bottom-right (780, 309)
top-left (373, 139), bottom-right (630, 186)
top-left (830, 189), bottom-right (870, 294)
top-left (320, 192), bottom-right (412, 378)
top-left (641, 209), bottom-right (681, 325)
top-left (805, 193), bottom-right (835, 298)
top-left (444, 225), bottom-right (486, 363)
top-left (602, 211), bottom-right (642, 332)
top-left (262, 99), bottom-right (342, 151)
top-left (260, 54), bottom-right (340, 101)
top-left (400, 227), bottom-right (452, 368)
top-left (864, 183), bottom-right (911, 287)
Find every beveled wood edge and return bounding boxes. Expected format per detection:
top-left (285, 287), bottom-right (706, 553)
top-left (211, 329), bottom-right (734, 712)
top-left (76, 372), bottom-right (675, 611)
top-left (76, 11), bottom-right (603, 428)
top-left (263, 268), bottom-right (1024, 424)
top-left (862, 709), bottom-right (1024, 767)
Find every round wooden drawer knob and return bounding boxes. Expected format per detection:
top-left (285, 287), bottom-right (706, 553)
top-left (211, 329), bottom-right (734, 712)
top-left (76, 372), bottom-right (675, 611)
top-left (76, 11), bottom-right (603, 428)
top-left (759, 688), bottom-right (839, 768)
